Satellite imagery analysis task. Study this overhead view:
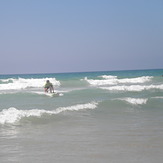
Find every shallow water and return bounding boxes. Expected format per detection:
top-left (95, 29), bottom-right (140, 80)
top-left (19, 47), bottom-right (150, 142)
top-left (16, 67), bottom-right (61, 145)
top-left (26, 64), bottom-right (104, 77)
top-left (0, 69), bottom-right (163, 162)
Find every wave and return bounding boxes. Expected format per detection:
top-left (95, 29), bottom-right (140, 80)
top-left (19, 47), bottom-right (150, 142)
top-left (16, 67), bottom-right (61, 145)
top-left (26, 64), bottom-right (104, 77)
top-left (99, 75), bottom-right (117, 79)
top-left (151, 96), bottom-right (163, 99)
top-left (100, 84), bottom-right (163, 92)
top-left (0, 78), bottom-right (60, 91)
top-left (117, 98), bottom-right (148, 105)
top-left (0, 78), bottom-right (15, 83)
top-left (84, 76), bottom-right (152, 86)
top-left (0, 102), bottom-right (98, 124)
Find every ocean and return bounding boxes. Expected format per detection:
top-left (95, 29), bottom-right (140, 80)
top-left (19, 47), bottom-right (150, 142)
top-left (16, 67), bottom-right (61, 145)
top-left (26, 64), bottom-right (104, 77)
top-left (0, 69), bottom-right (163, 163)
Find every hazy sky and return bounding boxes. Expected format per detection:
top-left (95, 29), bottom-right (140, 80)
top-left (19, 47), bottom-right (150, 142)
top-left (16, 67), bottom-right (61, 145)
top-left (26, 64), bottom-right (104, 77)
top-left (0, 0), bottom-right (163, 74)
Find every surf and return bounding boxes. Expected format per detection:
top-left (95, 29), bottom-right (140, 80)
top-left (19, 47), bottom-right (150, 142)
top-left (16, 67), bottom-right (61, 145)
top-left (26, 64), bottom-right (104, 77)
top-left (0, 102), bottom-right (98, 124)
top-left (84, 76), bottom-right (153, 86)
top-left (0, 77), bottom-right (60, 91)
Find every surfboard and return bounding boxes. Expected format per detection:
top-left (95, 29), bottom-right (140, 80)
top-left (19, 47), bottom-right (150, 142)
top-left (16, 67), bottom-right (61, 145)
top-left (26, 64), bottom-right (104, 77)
top-left (51, 92), bottom-right (61, 97)
top-left (33, 91), bottom-right (63, 97)
top-left (44, 92), bottom-right (63, 97)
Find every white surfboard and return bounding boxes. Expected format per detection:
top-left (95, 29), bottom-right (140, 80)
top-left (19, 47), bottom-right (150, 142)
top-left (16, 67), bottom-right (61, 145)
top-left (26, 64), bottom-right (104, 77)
top-left (33, 91), bottom-right (63, 97)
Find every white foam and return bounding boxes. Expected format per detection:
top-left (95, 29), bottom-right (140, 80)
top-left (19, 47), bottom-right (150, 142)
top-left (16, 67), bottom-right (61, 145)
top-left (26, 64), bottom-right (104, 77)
top-left (85, 78), bottom-right (117, 85)
top-left (118, 76), bottom-right (152, 84)
top-left (0, 78), bottom-right (14, 83)
top-left (32, 91), bottom-right (63, 97)
top-left (100, 75), bottom-right (117, 79)
top-left (55, 102), bottom-right (97, 114)
top-left (100, 84), bottom-right (163, 92)
top-left (85, 76), bottom-right (152, 86)
top-left (0, 102), bottom-right (98, 124)
top-left (0, 78), bottom-right (60, 91)
top-left (119, 98), bottom-right (148, 105)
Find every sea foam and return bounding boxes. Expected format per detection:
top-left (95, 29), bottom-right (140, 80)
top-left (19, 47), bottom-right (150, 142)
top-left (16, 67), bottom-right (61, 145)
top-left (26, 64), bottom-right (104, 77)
top-left (0, 102), bottom-right (98, 124)
top-left (0, 78), bottom-right (60, 91)
top-left (100, 75), bottom-right (118, 79)
top-left (85, 76), bottom-right (152, 86)
top-left (100, 84), bottom-right (163, 92)
top-left (119, 98), bottom-right (148, 105)
top-left (32, 91), bottom-right (64, 97)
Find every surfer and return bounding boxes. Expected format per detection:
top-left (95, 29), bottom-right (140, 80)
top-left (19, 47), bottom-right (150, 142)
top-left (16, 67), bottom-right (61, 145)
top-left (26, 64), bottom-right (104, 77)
top-left (44, 80), bottom-right (54, 93)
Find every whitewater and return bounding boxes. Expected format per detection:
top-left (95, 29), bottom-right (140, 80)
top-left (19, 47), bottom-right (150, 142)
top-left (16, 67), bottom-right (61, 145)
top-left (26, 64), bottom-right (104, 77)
top-left (0, 69), bottom-right (163, 163)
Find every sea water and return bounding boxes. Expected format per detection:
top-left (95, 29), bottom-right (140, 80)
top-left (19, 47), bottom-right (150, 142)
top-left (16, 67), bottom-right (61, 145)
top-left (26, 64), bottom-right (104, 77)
top-left (0, 69), bottom-right (163, 163)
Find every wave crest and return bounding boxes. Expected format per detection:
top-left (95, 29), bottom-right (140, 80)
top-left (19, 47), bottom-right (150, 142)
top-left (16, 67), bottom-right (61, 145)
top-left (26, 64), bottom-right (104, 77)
top-left (0, 102), bottom-right (98, 124)
top-left (100, 84), bottom-right (163, 92)
top-left (118, 98), bottom-right (148, 105)
top-left (84, 76), bottom-right (152, 86)
top-left (0, 78), bottom-right (60, 90)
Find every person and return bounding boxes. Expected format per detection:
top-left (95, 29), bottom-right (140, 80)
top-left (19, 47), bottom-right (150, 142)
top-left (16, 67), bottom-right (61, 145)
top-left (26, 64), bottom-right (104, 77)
top-left (44, 80), bottom-right (54, 93)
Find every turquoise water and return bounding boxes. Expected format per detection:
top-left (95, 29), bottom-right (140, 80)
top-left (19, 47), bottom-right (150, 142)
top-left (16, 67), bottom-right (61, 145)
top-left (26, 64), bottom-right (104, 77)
top-left (0, 69), bottom-right (163, 162)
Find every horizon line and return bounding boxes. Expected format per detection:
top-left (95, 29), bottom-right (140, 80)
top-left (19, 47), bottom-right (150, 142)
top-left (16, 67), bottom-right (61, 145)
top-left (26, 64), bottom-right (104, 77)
top-left (0, 68), bottom-right (163, 76)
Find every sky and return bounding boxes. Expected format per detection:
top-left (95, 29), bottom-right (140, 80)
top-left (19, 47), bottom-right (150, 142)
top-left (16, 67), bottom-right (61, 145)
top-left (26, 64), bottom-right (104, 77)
top-left (0, 0), bottom-right (163, 74)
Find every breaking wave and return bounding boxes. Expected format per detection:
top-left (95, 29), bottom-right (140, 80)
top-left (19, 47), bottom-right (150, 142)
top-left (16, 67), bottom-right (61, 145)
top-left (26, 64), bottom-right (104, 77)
top-left (0, 78), bottom-right (60, 91)
top-left (118, 98), bottom-right (148, 105)
top-left (0, 102), bottom-right (98, 124)
top-left (84, 76), bottom-right (152, 86)
top-left (100, 84), bottom-right (163, 92)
